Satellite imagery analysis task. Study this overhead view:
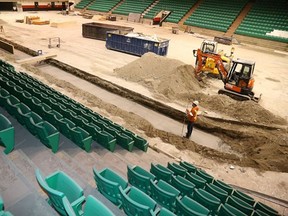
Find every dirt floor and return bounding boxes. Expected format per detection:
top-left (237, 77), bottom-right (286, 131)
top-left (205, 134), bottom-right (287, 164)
top-left (0, 11), bottom-right (288, 213)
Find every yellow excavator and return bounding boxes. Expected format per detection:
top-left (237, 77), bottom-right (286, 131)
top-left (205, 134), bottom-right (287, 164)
top-left (194, 40), bottom-right (234, 77)
top-left (194, 49), bottom-right (261, 102)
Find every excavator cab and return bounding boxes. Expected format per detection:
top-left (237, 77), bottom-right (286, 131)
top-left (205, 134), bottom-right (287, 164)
top-left (200, 40), bottom-right (218, 54)
top-left (219, 59), bottom-right (261, 102)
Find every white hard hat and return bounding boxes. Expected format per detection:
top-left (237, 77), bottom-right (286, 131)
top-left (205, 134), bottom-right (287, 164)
top-left (193, 101), bottom-right (199, 106)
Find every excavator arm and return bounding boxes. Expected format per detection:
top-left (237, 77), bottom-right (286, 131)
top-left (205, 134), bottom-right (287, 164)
top-left (193, 49), bottom-right (229, 83)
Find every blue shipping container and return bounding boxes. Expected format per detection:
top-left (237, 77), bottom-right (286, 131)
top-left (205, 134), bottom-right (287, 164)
top-left (106, 30), bottom-right (169, 56)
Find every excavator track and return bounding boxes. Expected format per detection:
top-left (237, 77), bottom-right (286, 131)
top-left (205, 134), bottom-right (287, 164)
top-left (218, 88), bottom-right (261, 102)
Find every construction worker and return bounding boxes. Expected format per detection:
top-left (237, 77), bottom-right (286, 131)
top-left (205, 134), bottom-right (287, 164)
top-left (184, 101), bottom-right (199, 139)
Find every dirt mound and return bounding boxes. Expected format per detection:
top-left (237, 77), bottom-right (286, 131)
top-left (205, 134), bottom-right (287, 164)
top-left (194, 93), bottom-right (287, 125)
top-left (115, 52), bottom-right (287, 126)
top-left (114, 52), bottom-right (205, 101)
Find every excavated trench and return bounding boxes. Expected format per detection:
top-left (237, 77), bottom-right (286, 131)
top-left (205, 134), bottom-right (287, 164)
top-left (1, 37), bottom-right (288, 173)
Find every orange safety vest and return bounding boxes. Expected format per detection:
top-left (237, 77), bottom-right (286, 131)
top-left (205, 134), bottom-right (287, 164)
top-left (187, 106), bottom-right (199, 122)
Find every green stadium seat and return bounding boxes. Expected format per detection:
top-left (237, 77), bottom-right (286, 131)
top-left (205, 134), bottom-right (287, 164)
top-left (171, 175), bottom-right (195, 197)
top-left (35, 169), bottom-right (85, 216)
top-left (0, 88), bottom-right (10, 106)
top-left (115, 131), bottom-right (134, 152)
top-left (179, 161), bottom-right (197, 173)
top-left (96, 130), bottom-right (117, 152)
top-left (167, 162), bottom-right (187, 177)
top-left (232, 189), bottom-right (255, 206)
top-left (150, 179), bottom-right (180, 212)
top-left (185, 172), bottom-right (206, 189)
top-left (93, 167), bottom-right (128, 206)
top-left (254, 201), bottom-right (280, 216)
top-left (226, 195), bottom-right (254, 215)
top-left (119, 186), bottom-right (159, 216)
top-left (71, 126), bottom-right (92, 152)
top-left (15, 102), bottom-right (31, 125)
top-left (193, 188), bottom-right (221, 215)
top-left (195, 169), bottom-right (214, 183)
top-left (150, 163), bottom-right (174, 183)
top-left (5, 95), bottom-right (20, 117)
top-left (82, 195), bottom-right (115, 216)
top-left (218, 203), bottom-right (246, 216)
top-left (23, 111), bottom-right (43, 136)
top-left (127, 165), bottom-right (156, 195)
top-left (35, 121), bottom-right (60, 153)
top-left (204, 183), bottom-right (228, 203)
top-left (0, 114), bottom-right (15, 154)
top-left (175, 195), bottom-right (210, 216)
top-left (212, 179), bottom-right (234, 195)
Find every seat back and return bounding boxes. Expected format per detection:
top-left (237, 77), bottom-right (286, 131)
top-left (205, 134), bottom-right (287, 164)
top-left (205, 183), bottom-right (228, 203)
top-left (0, 114), bottom-right (14, 154)
top-left (186, 172), bottom-right (206, 189)
top-left (120, 186), bottom-right (157, 216)
top-left (179, 161), bottom-right (197, 173)
top-left (195, 169), bottom-right (214, 183)
top-left (232, 190), bottom-right (255, 206)
top-left (168, 162), bottom-right (187, 177)
top-left (35, 169), bottom-right (67, 216)
top-left (226, 195), bottom-right (254, 215)
top-left (193, 188), bottom-right (221, 214)
top-left (175, 196), bottom-right (210, 216)
top-left (150, 163), bottom-right (173, 183)
top-left (150, 179), bottom-right (180, 212)
top-left (127, 165), bottom-right (155, 195)
top-left (93, 167), bottom-right (128, 205)
top-left (212, 179), bottom-right (234, 195)
top-left (254, 201), bottom-right (279, 216)
top-left (171, 175), bottom-right (195, 197)
top-left (83, 195), bottom-right (115, 216)
top-left (218, 203), bottom-right (247, 216)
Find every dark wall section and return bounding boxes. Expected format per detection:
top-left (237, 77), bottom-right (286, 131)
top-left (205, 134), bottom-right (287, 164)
top-left (0, 2), bottom-right (13, 11)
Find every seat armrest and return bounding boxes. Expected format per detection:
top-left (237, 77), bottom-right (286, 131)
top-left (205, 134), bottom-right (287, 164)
top-left (71, 195), bottom-right (85, 216)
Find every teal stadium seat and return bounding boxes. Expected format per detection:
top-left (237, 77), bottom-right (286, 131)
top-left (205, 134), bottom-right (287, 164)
top-left (15, 103), bottom-right (31, 125)
top-left (167, 162), bottom-right (187, 177)
top-left (204, 183), bottom-right (228, 203)
top-left (218, 203), bottom-right (246, 216)
top-left (193, 188), bottom-right (221, 215)
top-left (185, 172), bottom-right (206, 189)
top-left (71, 127), bottom-right (92, 153)
top-left (93, 167), bottom-right (128, 206)
top-left (150, 163), bottom-right (174, 183)
top-left (127, 165), bottom-right (156, 195)
top-left (35, 169), bottom-right (85, 216)
top-left (175, 195), bottom-right (210, 216)
top-left (0, 114), bottom-right (15, 154)
top-left (179, 161), bottom-right (197, 173)
top-left (254, 201), bottom-right (280, 216)
top-left (35, 121), bottom-right (60, 153)
top-left (150, 179), bottom-right (180, 212)
top-left (119, 186), bottom-right (159, 216)
top-left (171, 175), bottom-right (195, 197)
top-left (226, 195), bottom-right (254, 215)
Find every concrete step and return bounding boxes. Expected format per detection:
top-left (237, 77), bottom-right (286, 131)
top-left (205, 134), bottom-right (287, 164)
top-left (0, 151), bottom-right (58, 216)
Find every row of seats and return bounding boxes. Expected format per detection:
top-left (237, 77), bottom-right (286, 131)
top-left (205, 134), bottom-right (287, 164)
top-left (235, 0), bottom-right (288, 43)
top-left (35, 169), bottom-right (116, 216)
top-left (74, 0), bottom-right (94, 9)
top-left (0, 60), bottom-right (149, 153)
top-left (0, 89), bottom-right (60, 153)
top-left (112, 0), bottom-right (155, 16)
top-left (0, 113), bottom-right (14, 154)
top-left (144, 0), bottom-right (197, 24)
top-left (0, 196), bottom-right (13, 216)
top-left (86, 0), bottom-right (121, 12)
top-left (123, 161), bottom-right (279, 216)
top-left (184, 0), bottom-right (248, 32)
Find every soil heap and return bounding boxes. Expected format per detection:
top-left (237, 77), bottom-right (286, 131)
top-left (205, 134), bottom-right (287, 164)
top-left (114, 52), bottom-right (287, 126)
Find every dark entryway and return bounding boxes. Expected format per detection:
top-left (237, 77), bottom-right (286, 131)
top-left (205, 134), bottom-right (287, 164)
top-left (0, 2), bottom-right (13, 11)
